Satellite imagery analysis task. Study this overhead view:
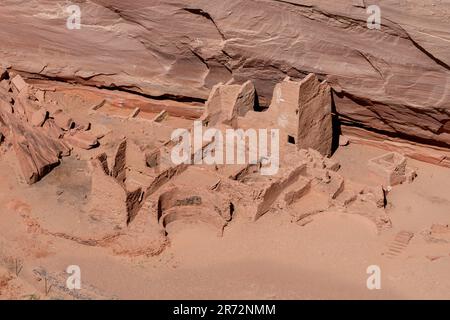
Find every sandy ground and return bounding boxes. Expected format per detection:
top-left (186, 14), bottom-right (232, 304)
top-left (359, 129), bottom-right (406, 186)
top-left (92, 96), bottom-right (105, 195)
top-left (0, 142), bottom-right (449, 300)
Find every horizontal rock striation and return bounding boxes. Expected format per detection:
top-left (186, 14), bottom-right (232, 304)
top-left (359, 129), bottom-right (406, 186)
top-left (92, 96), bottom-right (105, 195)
top-left (0, 0), bottom-right (449, 148)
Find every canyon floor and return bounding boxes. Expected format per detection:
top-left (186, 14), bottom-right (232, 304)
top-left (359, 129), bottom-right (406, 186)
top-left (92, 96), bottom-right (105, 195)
top-left (0, 142), bottom-right (449, 300)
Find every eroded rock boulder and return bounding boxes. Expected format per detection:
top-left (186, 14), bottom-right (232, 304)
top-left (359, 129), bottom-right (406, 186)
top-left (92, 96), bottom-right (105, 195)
top-left (0, 108), bottom-right (70, 184)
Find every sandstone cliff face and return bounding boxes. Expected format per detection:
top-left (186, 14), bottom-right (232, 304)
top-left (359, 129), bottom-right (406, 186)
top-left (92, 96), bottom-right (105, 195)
top-left (1, 0), bottom-right (449, 148)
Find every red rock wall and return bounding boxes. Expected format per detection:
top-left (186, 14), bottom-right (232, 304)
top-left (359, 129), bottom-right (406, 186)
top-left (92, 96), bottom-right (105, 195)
top-left (1, 0), bottom-right (449, 147)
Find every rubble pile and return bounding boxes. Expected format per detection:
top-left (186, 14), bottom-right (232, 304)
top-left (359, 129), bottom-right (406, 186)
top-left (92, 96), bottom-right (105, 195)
top-left (0, 70), bottom-right (419, 256)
